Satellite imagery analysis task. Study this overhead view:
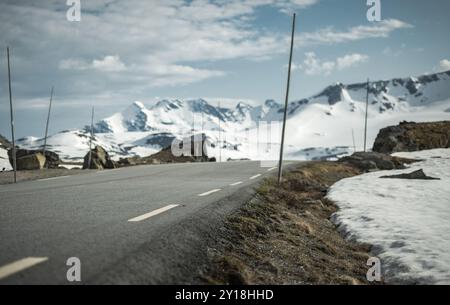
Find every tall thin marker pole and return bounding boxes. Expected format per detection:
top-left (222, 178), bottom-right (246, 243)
top-left (364, 78), bottom-right (369, 152)
top-left (42, 86), bottom-right (54, 160)
top-left (7, 47), bottom-right (17, 183)
top-left (87, 107), bottom-right (94, 169)
top-left (218, 102), bottom-right (221, 163)
top-left (278, 13), bottom-right (296, 185)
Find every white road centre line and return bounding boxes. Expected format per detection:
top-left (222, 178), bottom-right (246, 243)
top-left (230, 181), bottom-right (243, 186)
top-left (128, 204), bottom-right (180, 222)
top-left (249, 174), bottom-right (262, 180)
top-left (198, 189), bottom-right (222, 197)
top-left (267, 167), bottom-right (277, 172)
top-left (0, 257), bottom-right (48, 280)
top-left (38, 176), bottom-right (69, 182)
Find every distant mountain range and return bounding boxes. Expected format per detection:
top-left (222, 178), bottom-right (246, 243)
top-left (16, 70), bottom-right (450, 162)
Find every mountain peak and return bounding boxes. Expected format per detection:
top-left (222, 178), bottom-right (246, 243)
top-left (264, 99), bottom-right (281, 108)
top-left (132, 101), bottom-right (145, 109)
top-left (315, 83), bottom-right (345, 105)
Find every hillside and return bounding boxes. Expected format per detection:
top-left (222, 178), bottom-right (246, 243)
top-left (16, 71), bottom-right (450, 162)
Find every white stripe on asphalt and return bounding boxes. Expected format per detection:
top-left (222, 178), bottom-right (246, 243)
top-left (267, 167), bottom-right (277, 172)
top-left (230, 181), bottom-right (243, 186)
top-left (198, 189), bottom-right (222, 197)
top-left (128, 204), bottom-right (180, 222)
top-left (38, 176), bottom-right (69, 182)
top-left (0, 257), bottom-right (48, 280)
top-left (250, 174), bottom-right (262, 180)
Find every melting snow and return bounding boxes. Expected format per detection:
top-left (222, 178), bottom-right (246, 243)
top-left (328, 149), bottom-right (450, 284)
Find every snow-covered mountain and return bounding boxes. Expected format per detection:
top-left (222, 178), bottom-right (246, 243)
top-left (17, 71), bottom-right (450, 162)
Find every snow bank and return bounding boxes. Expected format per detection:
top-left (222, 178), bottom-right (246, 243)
top-left (0, 147), bottom-right (12, 171)
top-left (328, 149), bottom-right (450, 284)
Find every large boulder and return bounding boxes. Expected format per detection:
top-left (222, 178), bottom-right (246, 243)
top-left (83, 146), bottom-right (116, 169)
top-left (7, 149), bottom-right (61, 170)
top-left (373, 121), bottom-right (450, 154)
top-left (8, 149), bottom-right (46, 170)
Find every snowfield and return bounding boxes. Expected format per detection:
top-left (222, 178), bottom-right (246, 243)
top-left (328, 149), bottom-right (450, 284)
top-left (0, 147), bottom-right (12, 171)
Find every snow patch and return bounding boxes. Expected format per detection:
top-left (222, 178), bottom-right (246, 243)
top-left (328, 149), bottom-right (450, 284)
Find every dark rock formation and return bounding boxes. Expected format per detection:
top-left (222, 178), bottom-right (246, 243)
top-left (380, 169), bottom-right (440, 180)
top-left (339, 152), bottom-right (416, 172)
top-left (373, 121), bottom-right (450, 154)
top-left (83, 146), bottom-right (116, 169)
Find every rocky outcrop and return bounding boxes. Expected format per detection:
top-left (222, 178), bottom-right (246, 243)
top-left (339, 152), bottom-right (416, 172)
top-left (83, 146), bottom-right (116, 169)
top-left (373, 121), bottom-right (450, 154)
top-left (7, 149), bottom-right (61, 170)
top-left (380, 169), bottom-right (440, 180)
top-left (0, 134), bottom-right (12, 150)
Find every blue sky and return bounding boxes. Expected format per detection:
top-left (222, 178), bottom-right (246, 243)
top-left (1, 0), bottom-right (449, 138)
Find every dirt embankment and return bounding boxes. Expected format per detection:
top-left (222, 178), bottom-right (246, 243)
top-left (201, 162), bottom-right (378, 285)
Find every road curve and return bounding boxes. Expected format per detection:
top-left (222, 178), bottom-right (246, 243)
top-left (0, 161), bottom-right (298, 284)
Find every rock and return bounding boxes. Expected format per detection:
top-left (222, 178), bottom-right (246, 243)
top-left (83, 146), bottom-right (116, 169)
top-left (380, 169), bottom-right (440, 180)
top-left (339, 152), bottom-right (413, 172)
top-left (42, 150), bottom-right (61, 169)
top-left (373, 121), bottom-right (450, 154)
top-left (7, 149), bottom-right (61, 170)
top-left (8, 150), bottom-right (46, 170)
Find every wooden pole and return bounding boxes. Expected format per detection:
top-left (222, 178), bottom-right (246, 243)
top-left (364, 78), bottom-right (369, 152)
top-left (42, 86), bottom-right (54, 161)
top-left (278, 13), bottom-right (296, 185)
top-left (218, 101), bottom-right (221, 163)
top-left (7, 47), bottom-right (17, 183)
top-left (87, 107), bottom-right (94, 169)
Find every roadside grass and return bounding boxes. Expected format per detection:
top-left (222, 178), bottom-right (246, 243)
top-left (201, 162), bottom-right (376, 285)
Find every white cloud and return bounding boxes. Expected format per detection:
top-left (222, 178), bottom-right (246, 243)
top-left (297, 19), bottom-right (413, 47)
top-left (0, 0), bottom-right (409, 103)
top-left (92, 56), bottom-right (126, 72)
top-left (439, 59), bottom-right (450, 72)
top-left (336, 53), bottom-right (369, 70)
top-left (302, 52), bottom-right (335, 76)
top-left (60, 55), bottom-right (126, 72)
top-left (300, 52), bottom-right (368, 76)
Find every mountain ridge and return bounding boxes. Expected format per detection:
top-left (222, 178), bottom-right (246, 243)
top-left (16, 70), bottom-right (450, 162)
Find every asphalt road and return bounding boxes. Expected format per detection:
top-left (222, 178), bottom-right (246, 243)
top-left (0, 161), bottom-right (294, 284)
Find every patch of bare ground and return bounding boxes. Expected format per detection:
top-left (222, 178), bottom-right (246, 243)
top-left (201, 162), bottom-right (376, 285)
top-left (0, 168), bottom-right (87, 185)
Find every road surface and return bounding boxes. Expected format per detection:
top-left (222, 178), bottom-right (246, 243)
top-left (0, 161), bottom-right (294, 284)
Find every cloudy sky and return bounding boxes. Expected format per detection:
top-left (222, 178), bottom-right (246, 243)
top-left (1, 0), bottom-right (449, 138)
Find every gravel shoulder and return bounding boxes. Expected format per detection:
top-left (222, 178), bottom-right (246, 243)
top-left (0, 168), bottom-right (90, 185)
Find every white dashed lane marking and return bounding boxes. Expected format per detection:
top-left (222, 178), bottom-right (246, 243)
top-left (198, 189), bottom-right (222, 197)
top-left (0, 257), bottom-right (48, 281)
top-left (230, 181), bottom-right (243, 186)
top-left (128, 204), bottom-right (180, 222)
